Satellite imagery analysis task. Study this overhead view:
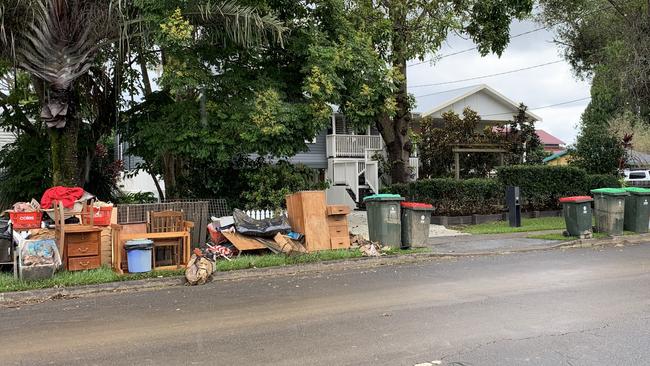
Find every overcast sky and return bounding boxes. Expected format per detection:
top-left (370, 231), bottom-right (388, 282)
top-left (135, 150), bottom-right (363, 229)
top-left (407, 19), bottom-right (590, 145)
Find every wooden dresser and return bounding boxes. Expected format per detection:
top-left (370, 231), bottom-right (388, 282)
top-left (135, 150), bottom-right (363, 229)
top-left (63, 226), bottom-right (102, 271)
top-left (327, 205), bottom-right (351, 249)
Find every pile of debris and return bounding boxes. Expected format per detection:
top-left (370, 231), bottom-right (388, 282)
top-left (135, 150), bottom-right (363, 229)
top-left (186, 209), bottom-right (309, 285)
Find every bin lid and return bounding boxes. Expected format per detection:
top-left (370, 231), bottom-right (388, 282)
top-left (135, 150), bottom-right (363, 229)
top-left (590, 188), bottom-right (628, 196)
top-left (125, 238), bottom-right (154, 250)
top-left (401, 202), bottom-right (434, 209)
top-left (363, 194), bottom-right (404, 202)
top-left (559, 196), bottom-right (593, 203)
top-left (624, 187), bottom-right (650, 195)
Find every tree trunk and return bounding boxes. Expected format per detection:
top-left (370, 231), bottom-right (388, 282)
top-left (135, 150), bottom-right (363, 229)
top-left (47, 88), bottom-right (80, 187)
top-left (378, 6), bottom-right (412, 184)
top-left (161, 153), bottom-right (183, 199)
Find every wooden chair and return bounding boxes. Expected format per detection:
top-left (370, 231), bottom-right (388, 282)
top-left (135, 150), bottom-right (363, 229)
top-left (146, 210), bottom-right (192, 269)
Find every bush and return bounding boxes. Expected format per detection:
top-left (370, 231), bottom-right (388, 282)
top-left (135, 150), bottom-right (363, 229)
top-left (585, 174), bottom-right (622, 191)
top-left (386, 178), bottom-right (504, 216)
top-left (497, 165), bottom-right (588, 210)
top-left (386, 166), bottom-right (622, 216)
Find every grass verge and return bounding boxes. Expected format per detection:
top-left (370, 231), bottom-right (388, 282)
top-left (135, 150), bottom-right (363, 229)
top-left (1, 247), bottom-right (430, 293)
top-left (527, 231), bottom-right (636, 241)
top-left (457, 216), bottom-right (566, 235)
top-left (0, 266), bottom-right (184, 293)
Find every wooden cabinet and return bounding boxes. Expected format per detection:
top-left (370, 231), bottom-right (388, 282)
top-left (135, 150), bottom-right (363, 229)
top-left (63, 226), bottom-right (102, 271)
top-left (286, 191), bottom-right (331, 251)
top-left (327, 209), bottom-right (350, 250)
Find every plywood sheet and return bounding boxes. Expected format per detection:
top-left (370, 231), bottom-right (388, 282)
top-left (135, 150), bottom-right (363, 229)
top-left (221, 231), bottom-right (267, 251)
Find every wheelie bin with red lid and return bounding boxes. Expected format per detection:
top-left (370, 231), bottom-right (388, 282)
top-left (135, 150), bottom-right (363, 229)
top-left (400, 202), bottom-right (433, 248)
top-left (559, 196), bottom-right (593, 237)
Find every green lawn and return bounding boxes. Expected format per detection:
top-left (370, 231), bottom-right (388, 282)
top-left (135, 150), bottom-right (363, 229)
top-left (528, 231), bottom-right (636, 241)
top-left (457, 216), bottom-right (566, 235)
top-left (0, 266), bottom-right (184, 293)
top-left (0, 247), bottom-right (430, 293)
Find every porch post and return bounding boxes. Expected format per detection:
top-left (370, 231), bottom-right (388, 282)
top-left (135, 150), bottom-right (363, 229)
top-left (454, 152), bottom-right (460, 180)
top-left (331, 113), bottom-right (336, 135)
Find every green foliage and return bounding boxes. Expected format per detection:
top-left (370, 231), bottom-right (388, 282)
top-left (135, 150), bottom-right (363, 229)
top-left (418, 108), bottom-right (503, 178)
top-left (387, 166), bottom-right (622, 216)
top-left (386, 178), bottom-right (504, 216)
top-left (585, 174), bottom-right (621, 191)
top-left (505, 104), bottom-right (546, 164)
top-left (570, 128), bottom-right (625, 175)
top-left (497, 165), bottom-right (620, 210)
top-left (241, 160), bottom-right (328, 210)
top-left (0, 131), bottom-right (52, 209)
top-left (113, 192), bottom-right (158, 204)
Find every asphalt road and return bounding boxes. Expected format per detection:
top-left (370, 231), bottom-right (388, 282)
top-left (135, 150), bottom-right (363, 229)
top-left (2, 245), bottom-right (650, 366)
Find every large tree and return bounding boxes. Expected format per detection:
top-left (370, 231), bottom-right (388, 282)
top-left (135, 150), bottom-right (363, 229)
top-left (340, 0), bottom-right (534, 183)
top-left (0, 0), bottom-right (284, 187)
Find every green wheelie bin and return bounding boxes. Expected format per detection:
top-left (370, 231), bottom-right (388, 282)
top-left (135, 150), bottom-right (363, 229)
top-left (400, 202), bottom-right (434, 248)
top-left (623, 187), bottom-right (650, 233)
top-left (558, 196), bottom-right (593, 237)
top-left (591, 188), bottom-right (629, 236)
top-left (363, 194), bottom-right (404, 248)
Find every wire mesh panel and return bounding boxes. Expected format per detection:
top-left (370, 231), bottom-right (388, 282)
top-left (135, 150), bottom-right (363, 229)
top-left (116, 201), bottom-right (212, 247)
top-left (161, 199), bottom-right (230, 219)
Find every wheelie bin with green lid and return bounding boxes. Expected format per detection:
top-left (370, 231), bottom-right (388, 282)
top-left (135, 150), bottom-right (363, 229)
top-left (591, 188), bottom-right (629, 235)
top-left (559, 196), bottom-right (593, 237)
top-left (363, 194), bottom-right (404, 248)
top-left (400, 202), bottom-right (433, 248)
top-left (623, 187), bottom-right (650, 233)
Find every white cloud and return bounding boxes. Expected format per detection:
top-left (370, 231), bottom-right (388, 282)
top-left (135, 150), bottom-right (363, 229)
top-left (407, 19), bottom-right (591, 145)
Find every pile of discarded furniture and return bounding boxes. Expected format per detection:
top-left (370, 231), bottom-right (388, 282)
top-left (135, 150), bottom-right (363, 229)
top-left (1, 188), bottom-right (359, 281)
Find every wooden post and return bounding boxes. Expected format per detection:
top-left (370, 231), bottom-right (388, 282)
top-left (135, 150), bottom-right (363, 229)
top-left (499, 153), bottom-right (505, 167)
top-left (454, 152), bottom-right (460, 180)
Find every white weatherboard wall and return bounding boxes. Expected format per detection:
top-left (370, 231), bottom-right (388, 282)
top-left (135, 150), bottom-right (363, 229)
top-left (0, 129), bottom-right (15, 149)
top-left (118, 171), bottom-right (165, 198)
top-left (427, 89), bottom-right (516, 121)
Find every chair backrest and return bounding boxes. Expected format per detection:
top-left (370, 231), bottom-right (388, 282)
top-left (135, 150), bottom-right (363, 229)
top-left (147, 210), bottom-right (184, 233)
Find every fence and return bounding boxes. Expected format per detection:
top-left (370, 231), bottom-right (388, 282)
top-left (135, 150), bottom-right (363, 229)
top-left (161, 198), bottom-right (230, 218)
top-left (117, 201), bottom-right (213, 247)
top-left (244, 209), bottom-right (287, 220)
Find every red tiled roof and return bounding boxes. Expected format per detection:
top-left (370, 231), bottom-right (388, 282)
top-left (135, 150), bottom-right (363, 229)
top-left (535, 129), bottom-right (565, 146)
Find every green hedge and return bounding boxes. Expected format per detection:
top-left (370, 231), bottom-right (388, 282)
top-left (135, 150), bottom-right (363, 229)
top-left (385, 166), bottom-right (622, 216)
top-left (386, 178), bottom-right (504, 216)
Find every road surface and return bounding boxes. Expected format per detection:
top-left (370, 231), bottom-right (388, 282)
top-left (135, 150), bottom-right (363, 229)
top-left (2, 244), bottom-right (650, 365)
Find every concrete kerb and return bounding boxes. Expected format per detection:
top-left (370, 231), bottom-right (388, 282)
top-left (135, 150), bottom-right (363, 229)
top-left (3, 233), bottom-right (650, 305)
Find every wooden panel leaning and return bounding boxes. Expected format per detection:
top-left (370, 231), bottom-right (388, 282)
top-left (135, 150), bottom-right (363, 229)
top-left (285, 191), bottom-right (331, 252)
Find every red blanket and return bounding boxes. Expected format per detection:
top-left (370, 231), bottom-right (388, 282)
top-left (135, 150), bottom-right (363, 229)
top-left (40, 186), bottom-right (85, 209)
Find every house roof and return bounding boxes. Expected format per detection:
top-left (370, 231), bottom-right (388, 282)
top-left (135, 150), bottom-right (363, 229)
top-left (415, 84), bottom-right (542, 122)
top-left (543, 150), bottom-right (569, 163)
top-left (536, 129), bottom-right (565, 146)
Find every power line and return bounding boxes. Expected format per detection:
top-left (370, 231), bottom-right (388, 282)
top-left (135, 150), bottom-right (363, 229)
top-left (408, 2), bottom-right (618, 68)
top-left (411, 60), bottom-right (563, 90)
top-left (479, 97), bottom-right (592, 117)
top-left (408, 27), bottom-right (547, 67)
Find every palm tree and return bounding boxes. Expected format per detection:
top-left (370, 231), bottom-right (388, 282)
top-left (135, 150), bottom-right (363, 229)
top-left (0, 0), bottom-right (284, 186)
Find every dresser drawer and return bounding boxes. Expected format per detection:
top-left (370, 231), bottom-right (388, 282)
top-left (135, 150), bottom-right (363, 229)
top-left (326, 205), bottom-right (351, 216)
top-left (66, 231), bottom-right (100, 246)
top-left (330, 236), bottom-right (350, 249)
top-left (327, 215), bottom-right (347, 226)
top-left (67, 256), bottom-right (101, 271)
top-left (67, 241), bottom-right (99, 257)
top-left (328, 224), bottom-right (348, 238)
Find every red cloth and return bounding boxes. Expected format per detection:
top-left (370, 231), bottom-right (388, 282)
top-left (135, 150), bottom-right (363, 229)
top-left (40, 186), bottom-right (85, 209)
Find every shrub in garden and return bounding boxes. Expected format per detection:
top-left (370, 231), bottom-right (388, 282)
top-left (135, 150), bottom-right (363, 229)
top-left (387, 178), bottom-right (504, 216)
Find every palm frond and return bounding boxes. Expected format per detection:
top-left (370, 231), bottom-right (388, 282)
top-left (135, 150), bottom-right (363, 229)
top-left (193, 0), bottom-right (286, 48)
